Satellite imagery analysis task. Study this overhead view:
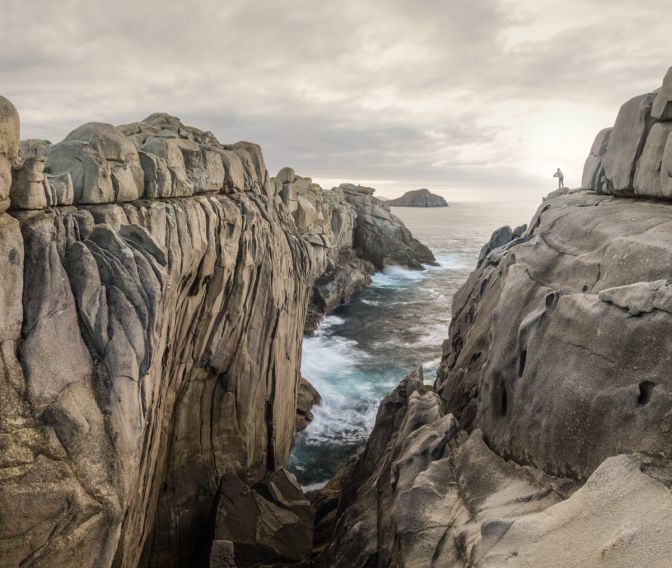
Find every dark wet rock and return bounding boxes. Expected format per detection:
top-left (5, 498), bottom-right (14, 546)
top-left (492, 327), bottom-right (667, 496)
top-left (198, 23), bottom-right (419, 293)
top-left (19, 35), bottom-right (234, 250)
top-left (210, 469), bottom-right (313, 567)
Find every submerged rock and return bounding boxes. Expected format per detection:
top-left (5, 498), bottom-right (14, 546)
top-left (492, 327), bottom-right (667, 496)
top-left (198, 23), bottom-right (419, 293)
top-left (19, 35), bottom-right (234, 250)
top-left (386, 187), bottom-right (448, 207)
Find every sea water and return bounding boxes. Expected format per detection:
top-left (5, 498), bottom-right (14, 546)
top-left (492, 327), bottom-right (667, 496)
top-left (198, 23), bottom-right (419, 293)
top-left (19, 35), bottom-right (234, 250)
top-left (288, 201), bottom-right (540, 490)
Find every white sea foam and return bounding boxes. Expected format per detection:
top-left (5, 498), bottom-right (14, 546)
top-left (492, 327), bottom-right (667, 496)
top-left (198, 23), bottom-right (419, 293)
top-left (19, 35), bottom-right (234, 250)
top-left (301, 481), bottom-right (328, 492)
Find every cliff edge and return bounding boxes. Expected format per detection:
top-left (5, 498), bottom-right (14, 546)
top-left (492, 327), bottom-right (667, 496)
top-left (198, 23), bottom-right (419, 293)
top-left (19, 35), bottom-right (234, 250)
top-left (318, 68), bottom-right (672, 566)
top-left (0, 98), bottom-right (433, 567)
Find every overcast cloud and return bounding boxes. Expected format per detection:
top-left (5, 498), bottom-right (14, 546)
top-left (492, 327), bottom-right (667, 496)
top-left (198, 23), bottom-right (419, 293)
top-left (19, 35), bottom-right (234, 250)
top-left (2, 0), bottom-right (671, 201)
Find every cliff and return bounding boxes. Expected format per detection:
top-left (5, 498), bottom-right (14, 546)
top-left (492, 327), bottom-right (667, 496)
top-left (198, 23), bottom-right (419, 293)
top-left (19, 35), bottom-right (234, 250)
top-left (0, 97), bottom-right (433, 567)
top-left (386, 187), bottom-right (448, 207)
top-left (318, 69), bottom-right (672, 566)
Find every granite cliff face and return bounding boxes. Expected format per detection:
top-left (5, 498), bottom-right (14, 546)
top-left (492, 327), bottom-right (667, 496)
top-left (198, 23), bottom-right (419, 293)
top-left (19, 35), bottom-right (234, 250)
top-left (0, 96), bottom-right (434, 567)
top-left (386, 188), bottom-right (448, 207)
top-left (319, 69), bottom-right (672, 566)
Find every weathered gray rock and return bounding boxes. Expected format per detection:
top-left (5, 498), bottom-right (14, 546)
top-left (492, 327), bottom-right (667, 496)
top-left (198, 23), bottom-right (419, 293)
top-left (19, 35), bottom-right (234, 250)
top-left (0, 96), bottom-right (20, 212)
top-left (10, 154), bottom-right (49, 210)
top-left (652, 66), bottom-right (672, 120)
top-left (437, 190), bottom-right (672, 479)
top-left (386, 187), bottom-right (448, 207)
top-left (0, 192), bottom-right (313, 567)
top-left (9, 140), bottom-right (73, 210)
top-left (0, 98), bottom-right (438, 568)
top-left (325, 343), bottom-right (672, 567)
top-left (296, 376), bottom-right (321, 432)
top-left (602, 93), bottom-right (656, 195)
top-left (141, 135), bottom-right (192, 197)
top-left (581, 127), bottom-right (612, 191)
top-left (633, 121), bottom-right (672, 197)
top-left (340, 183), bottom-right (436, 270)
top-left (269, 169), bottom-right (433, 332)
top-left (581, 67), bottom-right (672, 199)
top-left (46, 122), bottom-right (144, 204)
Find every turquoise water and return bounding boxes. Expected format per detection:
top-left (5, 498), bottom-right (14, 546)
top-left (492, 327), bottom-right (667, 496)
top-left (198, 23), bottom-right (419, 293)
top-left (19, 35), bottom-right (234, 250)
top-left (288, 202), bottom-right (540, 489)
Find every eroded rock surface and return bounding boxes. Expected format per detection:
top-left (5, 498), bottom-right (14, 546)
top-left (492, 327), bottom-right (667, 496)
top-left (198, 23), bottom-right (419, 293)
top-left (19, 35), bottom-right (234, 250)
top-left (0, 97), bottom-right (435, 568)
top-left (209, 469), bottom-right (313, 567)
top-left (582, 65), bottom-right (672, 198)
top-left (295, 376), bottom-right (321, 433)
top-left (2, 192), bottom-right (311, 568)
top-left (322, 189), bottom-right (672, 565)
top-left (323, 67), bottom-right (672, 566)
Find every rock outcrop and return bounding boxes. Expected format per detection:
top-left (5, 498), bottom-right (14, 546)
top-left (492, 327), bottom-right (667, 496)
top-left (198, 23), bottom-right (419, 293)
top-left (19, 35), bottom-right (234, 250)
top-left (0, 99), bottom-right (433, 568)
top-left (295, 376), bottom-right (321, 433)
top-left (386, 187), bottom-right (448, 207)
top-left (209, 469), bottom-right (313, 567)
top-left (320, 67), bottom-right (672, 567)
top-left (279, 175), bottom-right (435, 333)
top-left (582, 65), bottom-right (672, 198)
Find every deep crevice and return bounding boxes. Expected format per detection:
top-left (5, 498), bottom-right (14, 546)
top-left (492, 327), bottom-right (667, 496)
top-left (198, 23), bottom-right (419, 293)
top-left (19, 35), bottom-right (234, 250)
top-left (638, 381), bottom-right (655, 406)
top-left (518, 350), bottom-right (527, 377)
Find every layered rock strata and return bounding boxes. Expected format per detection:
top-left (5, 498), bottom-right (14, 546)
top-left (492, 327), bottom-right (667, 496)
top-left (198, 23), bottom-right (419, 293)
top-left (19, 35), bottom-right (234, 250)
top-left (320, 68), bottom-right (672, 567)
top-left (0, 98), bottom-right (433, 568)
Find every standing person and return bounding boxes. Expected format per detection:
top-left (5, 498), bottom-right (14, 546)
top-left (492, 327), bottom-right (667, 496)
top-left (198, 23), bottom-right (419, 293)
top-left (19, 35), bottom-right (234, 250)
top-left (553, 168), bottom-right (565, 189)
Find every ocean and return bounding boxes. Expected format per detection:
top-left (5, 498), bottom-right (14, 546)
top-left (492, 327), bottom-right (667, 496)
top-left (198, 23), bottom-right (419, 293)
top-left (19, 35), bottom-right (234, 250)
top-left (288, 201), bottom-right (541, 490)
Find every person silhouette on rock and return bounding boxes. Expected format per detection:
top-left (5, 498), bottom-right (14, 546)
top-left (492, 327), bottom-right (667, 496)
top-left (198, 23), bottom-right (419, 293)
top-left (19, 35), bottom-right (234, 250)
top-left (553, 168), bottom-right (565, 189)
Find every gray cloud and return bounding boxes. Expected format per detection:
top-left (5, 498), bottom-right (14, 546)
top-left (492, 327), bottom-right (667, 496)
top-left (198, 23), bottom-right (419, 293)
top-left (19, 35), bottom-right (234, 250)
top-left (2, 0), bottom-right (671, 198)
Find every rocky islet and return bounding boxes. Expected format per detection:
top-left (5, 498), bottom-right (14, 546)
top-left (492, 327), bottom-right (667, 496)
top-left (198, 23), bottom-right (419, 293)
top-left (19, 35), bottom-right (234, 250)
top-left (386, 187), bottom-right (449, 207)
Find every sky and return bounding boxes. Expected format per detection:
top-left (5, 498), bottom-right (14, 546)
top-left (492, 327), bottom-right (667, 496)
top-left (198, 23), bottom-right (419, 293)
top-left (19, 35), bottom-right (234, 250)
top-left (2, 0), bottom-right (671, 202)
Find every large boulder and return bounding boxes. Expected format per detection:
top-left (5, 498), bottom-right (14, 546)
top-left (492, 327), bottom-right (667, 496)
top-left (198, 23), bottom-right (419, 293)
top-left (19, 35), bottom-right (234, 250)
top-left (582, 67), bottom-right (672, 199)
top-left (633, 122), bottom-right (672, 197)
top-left (210, 469), bottom-right (313, 567)
top-left (652, 66), bottom-right (672, 121)
top-left (437, 190), bottom-right (672, 479)
top-left (295, 376), bottom-right (321, 432)
top-left (581, 127), bottom-right (612, 191)
top-left (0, 96), bottom-right (20, 212)
top-left (141, 135), bottom-right (192, 197)
top-left (10, 140), bottom-right (49, 210)
top-left (46, 122), bottom-right (144, 204)
top-left (602, 93), bottom-right (656, 195)
top-left (9, 139), bottom-right (75, 209)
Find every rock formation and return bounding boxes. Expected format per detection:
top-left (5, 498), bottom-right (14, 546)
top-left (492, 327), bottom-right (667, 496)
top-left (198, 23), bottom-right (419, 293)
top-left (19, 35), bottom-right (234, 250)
top-left (386, 187), bottom-right (448, 207)
top-left (583, 66), bottom-right (672, 199)
top-left (295, 377), bottom-right (321, 432)
top-left (0, 98), bottom-right (433, 568)
top-left (286, 177), bottom-right (435, 333)
top-left (318, 67), bottom-right (672, 566)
